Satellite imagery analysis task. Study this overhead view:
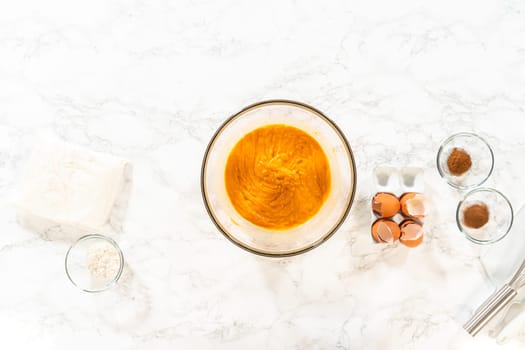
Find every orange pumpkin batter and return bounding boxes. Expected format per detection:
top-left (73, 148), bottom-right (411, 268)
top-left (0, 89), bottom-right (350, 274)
top-left (225, 124), bottom-right (331, 230)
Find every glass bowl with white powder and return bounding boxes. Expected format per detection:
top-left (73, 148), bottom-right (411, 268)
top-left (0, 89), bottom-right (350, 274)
top-left (65, 234), bottom-right (124, 292)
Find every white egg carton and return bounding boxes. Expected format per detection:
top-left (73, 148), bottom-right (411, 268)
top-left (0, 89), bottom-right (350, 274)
top-left (371, 166), bottom-right (425, 243)
top-left (374, 166), bottom-right (425, 195)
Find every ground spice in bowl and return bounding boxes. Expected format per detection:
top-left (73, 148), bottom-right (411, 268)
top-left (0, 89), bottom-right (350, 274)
top-left (463, 203), bottom-right (489, 229)
top-left (447, 148), bottom-right (472, 176)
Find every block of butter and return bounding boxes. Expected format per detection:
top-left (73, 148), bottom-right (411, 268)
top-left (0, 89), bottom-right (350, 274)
top-left (17, 137), bottom-right (129, 231)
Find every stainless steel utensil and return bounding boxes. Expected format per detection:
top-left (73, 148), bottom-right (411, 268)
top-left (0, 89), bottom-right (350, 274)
top-left (464, 259), bottom-right (525, 336)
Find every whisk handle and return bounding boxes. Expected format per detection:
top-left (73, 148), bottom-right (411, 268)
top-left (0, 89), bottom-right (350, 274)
top-left (464, 284), bottom-right (517, 336)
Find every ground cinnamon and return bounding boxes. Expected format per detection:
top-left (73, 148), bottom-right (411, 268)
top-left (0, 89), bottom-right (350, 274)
top-left (463, 203), bottom-right (489, 229)
top-left (447, 148), bottom-right (472, 176)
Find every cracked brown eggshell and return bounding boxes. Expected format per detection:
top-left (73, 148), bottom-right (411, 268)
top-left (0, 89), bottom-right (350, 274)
top-left (371, 219), bottom-right (401, 243)
top-left (372, 192), bottom-right (400, 218)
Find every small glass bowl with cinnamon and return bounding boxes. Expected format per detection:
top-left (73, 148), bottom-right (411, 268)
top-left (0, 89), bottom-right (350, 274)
top-left (456, 188), bottom-right (513, 244)
top-left (436, 132), bottom-right (494, 190)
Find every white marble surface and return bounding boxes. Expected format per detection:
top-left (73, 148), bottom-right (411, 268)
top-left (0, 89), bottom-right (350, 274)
top-left (1, 0), bottom-right (525, 349)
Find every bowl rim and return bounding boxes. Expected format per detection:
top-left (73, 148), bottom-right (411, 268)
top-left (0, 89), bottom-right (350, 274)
top-left (65, 233), bottom-right (125, 292)
top-left (456, 187), bottom-right (514, 245)
top-left (201, 99), bottom-right (357, 257)
top-left (436, 132), bottom-right (494, 190)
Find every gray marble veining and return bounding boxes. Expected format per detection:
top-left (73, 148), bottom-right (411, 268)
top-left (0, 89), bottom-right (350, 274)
top-left (1, 0), bottom-right (525, 349)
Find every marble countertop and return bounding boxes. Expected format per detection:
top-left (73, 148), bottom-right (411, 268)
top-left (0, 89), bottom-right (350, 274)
top-left (1, 0), bottom-right (525, 349)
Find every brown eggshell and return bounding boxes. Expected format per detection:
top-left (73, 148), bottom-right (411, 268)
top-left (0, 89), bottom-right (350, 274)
top-left (399, 219), bottom-right (424, 248)
top-left (371, 219), bottom-right (401, 243)
top-left (400, 192), bottom-right (427, 218)
top-left (372, 192), bottom-right (400, 218)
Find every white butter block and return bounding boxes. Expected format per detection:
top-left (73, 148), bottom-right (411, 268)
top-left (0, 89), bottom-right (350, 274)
top-left (17, 138), bottom-right (128, 230)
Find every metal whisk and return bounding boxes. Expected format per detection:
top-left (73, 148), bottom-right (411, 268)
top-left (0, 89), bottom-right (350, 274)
top-left (464, 259), bottom-right (525, 336)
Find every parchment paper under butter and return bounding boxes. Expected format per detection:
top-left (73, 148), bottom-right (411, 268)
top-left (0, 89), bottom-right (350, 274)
top-left (16, 137), bottom-right (132, 241)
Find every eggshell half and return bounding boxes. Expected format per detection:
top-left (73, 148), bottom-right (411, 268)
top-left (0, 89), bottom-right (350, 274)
top-left (371, 219), bottom-right (400, 243)
top-left (372, 192), bottom-right (400, 218)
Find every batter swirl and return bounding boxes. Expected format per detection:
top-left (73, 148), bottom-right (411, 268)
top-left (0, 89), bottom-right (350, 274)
top-left (225, 124), bottom-right (331, 229)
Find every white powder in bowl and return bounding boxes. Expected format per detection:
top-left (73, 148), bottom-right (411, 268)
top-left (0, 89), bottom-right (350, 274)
top-left (86, 244), bottom-right (121, 281)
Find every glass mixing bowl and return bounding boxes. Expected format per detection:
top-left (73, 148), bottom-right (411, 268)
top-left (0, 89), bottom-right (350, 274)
top-left (201, 100), bottom-right (357, 257)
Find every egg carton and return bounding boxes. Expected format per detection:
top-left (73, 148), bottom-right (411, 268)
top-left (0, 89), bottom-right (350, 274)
top-left (371, 166), bottom-right (426, 245)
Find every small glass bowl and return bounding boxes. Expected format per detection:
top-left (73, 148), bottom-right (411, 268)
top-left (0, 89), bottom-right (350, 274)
top-left (437, 132), bottom-right (494, 190)
top-left (65, 234), bottom-right (124, 292)
top-left (456, 188), bottom-right (513, 244)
